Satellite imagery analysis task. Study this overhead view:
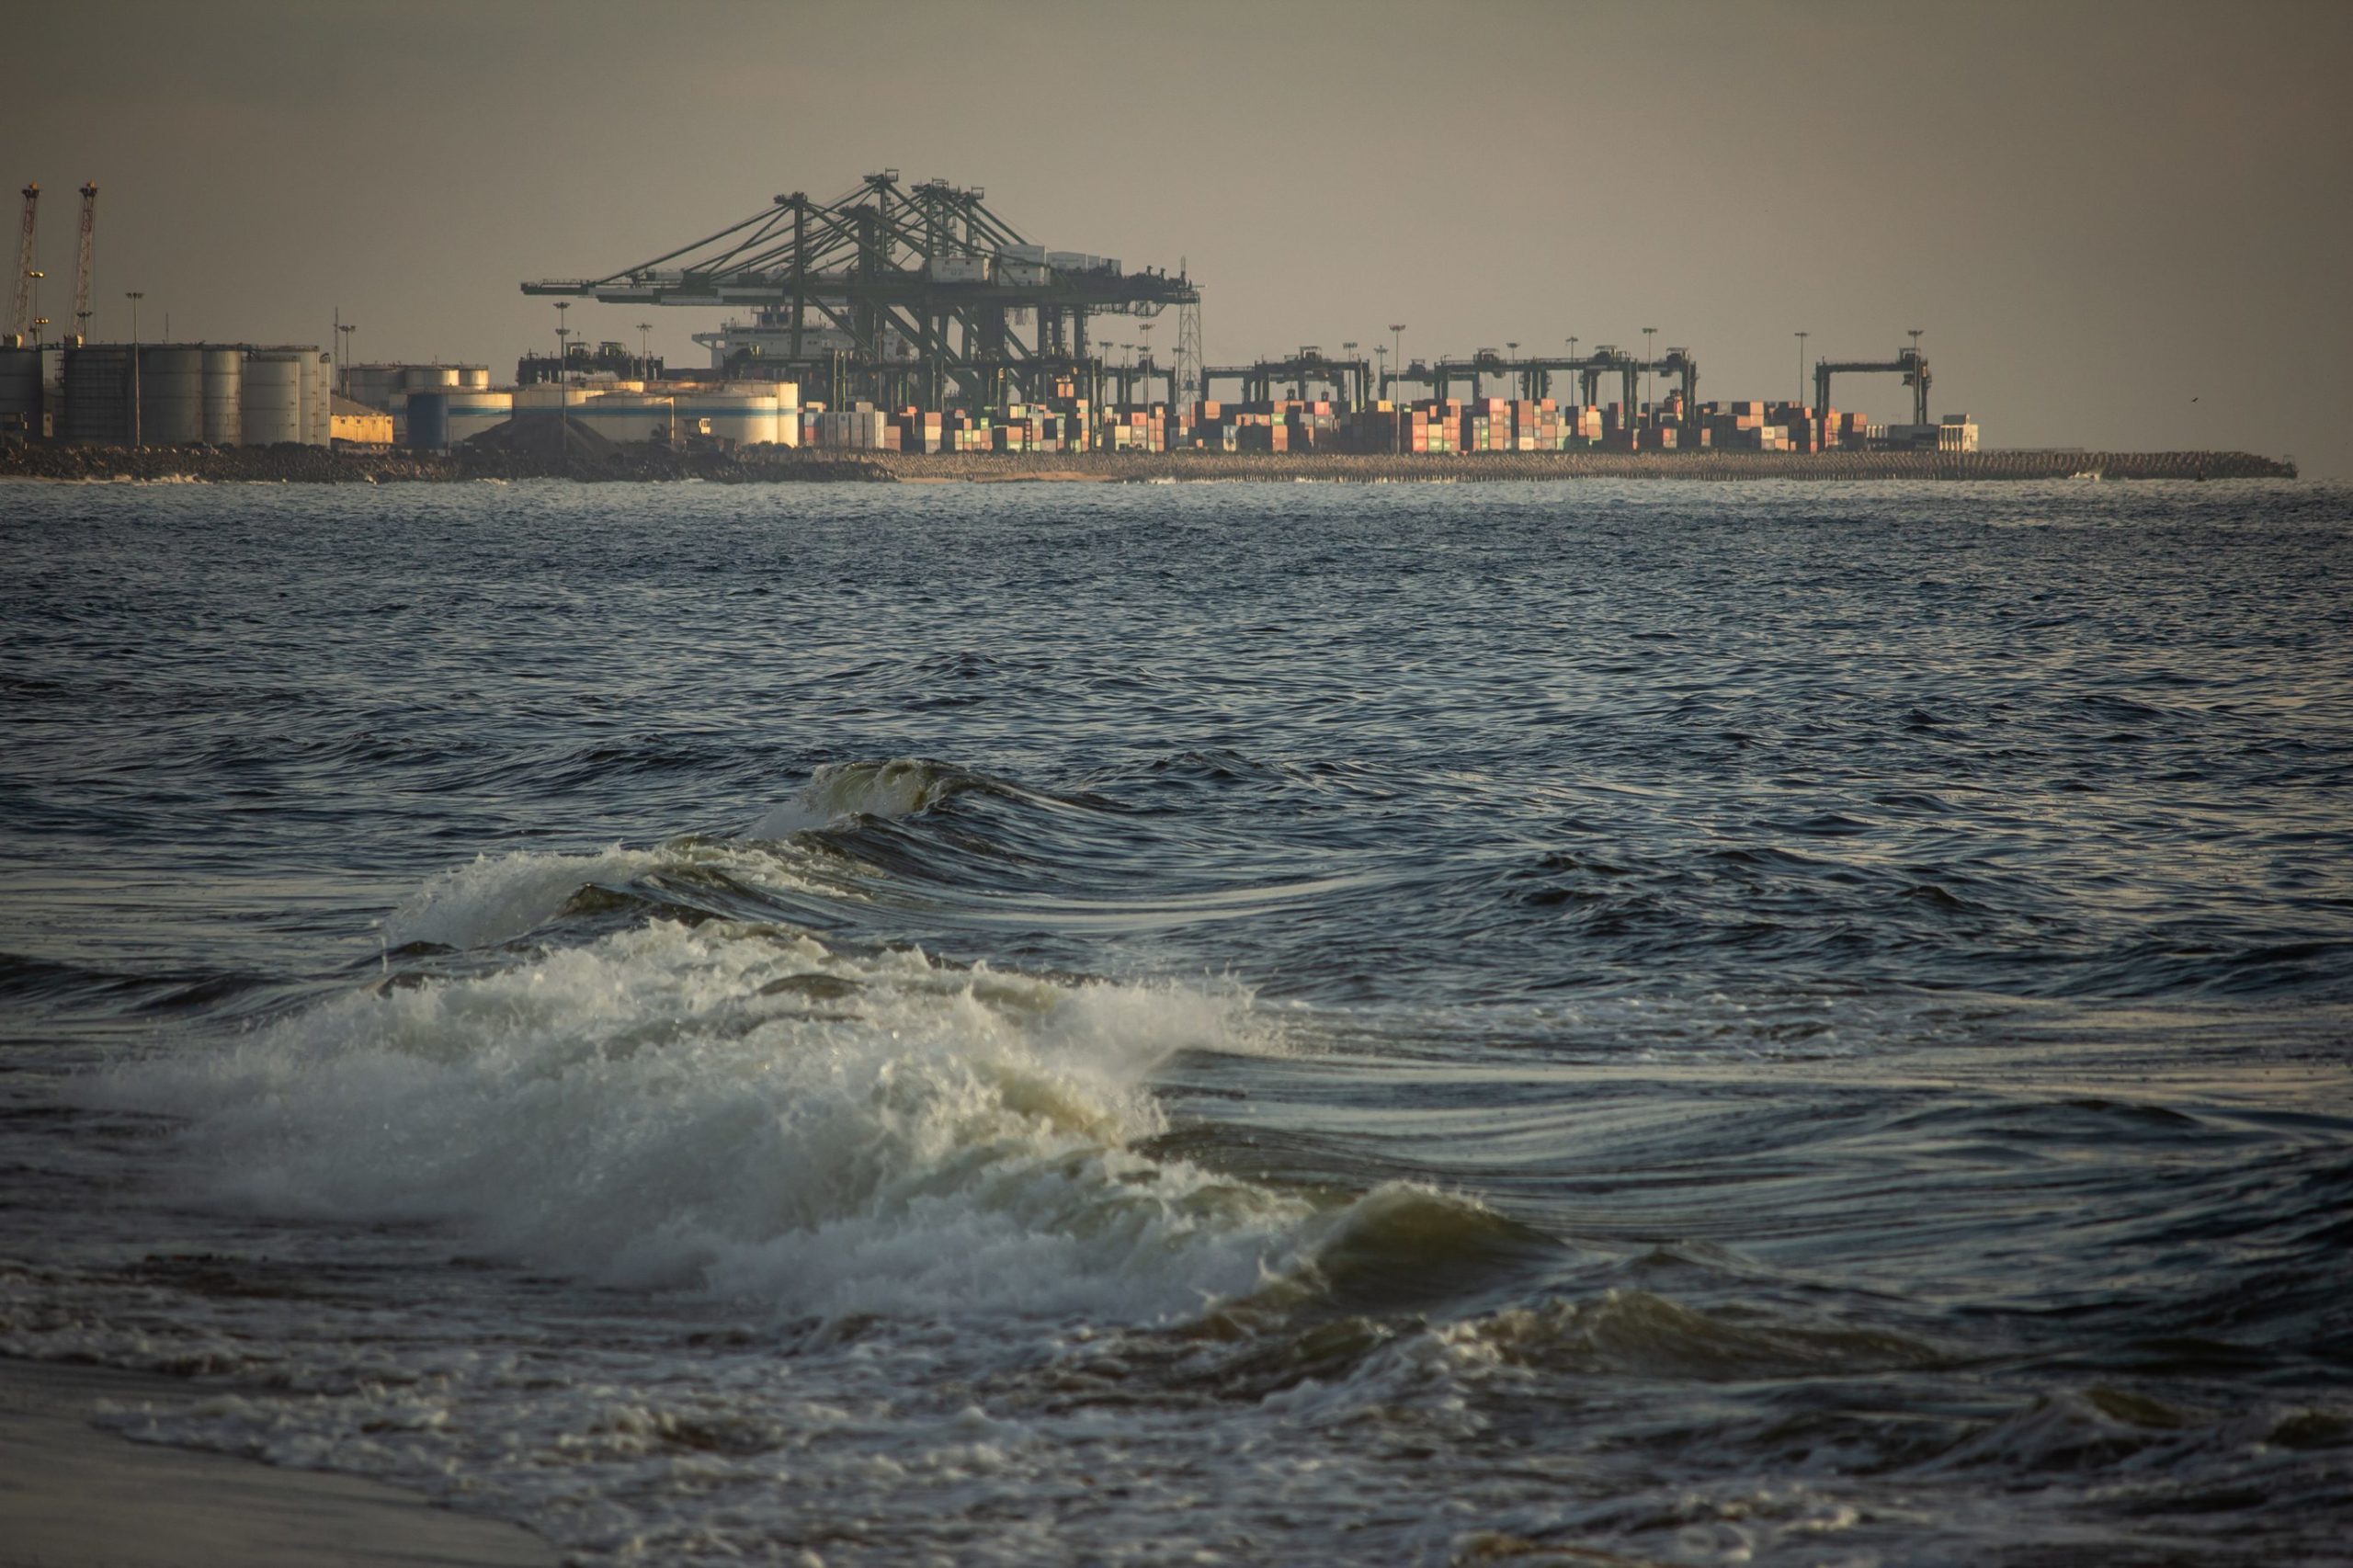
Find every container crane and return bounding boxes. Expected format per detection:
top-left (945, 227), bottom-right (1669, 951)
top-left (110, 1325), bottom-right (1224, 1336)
top-left (523, 172), bottom-right (1199, 412)
top-left (1814, 347), bottom-right (1930, 427)
top-left (7, 182), bottom-right (35, 347)
top-left (1200, 347), bottom-right (1372, 407)
top-left (71, 183), bottom-right (95, 346)
top-left (1393, 346), bottom-right (1697, 413)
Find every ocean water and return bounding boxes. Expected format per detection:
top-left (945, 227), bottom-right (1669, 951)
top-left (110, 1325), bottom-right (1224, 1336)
top-left (2, 476), bottom-right (2348, 1566)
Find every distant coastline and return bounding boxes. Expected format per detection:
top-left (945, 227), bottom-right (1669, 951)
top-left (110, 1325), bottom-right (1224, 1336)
top-left (0, 444), bottom-right (2300, 485)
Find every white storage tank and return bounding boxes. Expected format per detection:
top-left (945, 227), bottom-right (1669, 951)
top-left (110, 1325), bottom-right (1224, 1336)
top-left (402, 365), bottom-right (460, 392)
top-left (240, 353), bottom-right (303, 445)
top-left (675, 387), bottom-right (780, 448)
top-left (201, 348), bottom-right (243, 445)
top-left (572, 392), bottom-right (674, 444)
top-left (306, 353), bottom-right (329, 446)
top-left (139, 347), bottom-right (205, 445)
top-left (344, 365), bottom-right (404, 413)
top-left (446, 388), bottom-right (513, 444)
top-left (456, 366), bottom-right (490, 390)
top-left (710, 379), bottom-right (795, 442)
top-left (514, 382), bottom-right (590, 412)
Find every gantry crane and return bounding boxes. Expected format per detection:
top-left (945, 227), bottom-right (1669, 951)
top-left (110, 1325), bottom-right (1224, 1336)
top-left (1107, 353), bottom-right (1179, 408)
top-left (522, 171), bottom-right (1199, 412)
top-left (1392, 346), bottom-right (1698, 413)
top-left (71, 183), bottom-right (96, 346)
top-left (7, 183), bottom-right (36, 347)
top-left (1200, 346), bottom-right (1373, 406)
top-left (1814, 347), bottom-right (1930, 427)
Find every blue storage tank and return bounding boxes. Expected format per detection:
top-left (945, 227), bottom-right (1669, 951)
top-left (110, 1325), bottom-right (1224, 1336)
top-left (405, 389), bottom-right (449, 450)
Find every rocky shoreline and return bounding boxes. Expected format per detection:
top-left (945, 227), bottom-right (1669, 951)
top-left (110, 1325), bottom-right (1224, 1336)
top-left (0, 441), bottom-right (2299, 484)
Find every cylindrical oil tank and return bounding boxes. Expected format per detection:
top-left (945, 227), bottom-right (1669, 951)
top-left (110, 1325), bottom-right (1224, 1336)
top-left (139, 347), bottom-right (205, 445)
top-left (200, 347), bottom-right (243, 445)
top-left (344, 365), bottom-right (401, 412)
top-left (456, 365), bottom-right (490, 390)
top-left (402, 365), bottom-right (460, 392)
top-left (240, 353), bottom-right (303, 445)
top-left (445, 388), bottom-right (513, 444)
top-left (406, 390), bottom-right (450, 449)
top-left (571, 392), bottom-right (674, 445)
top-left (514, 382), bottom-right (588, 412)
top-left (674, 389), bottom-right (780, 448)
top-left (303, 353), bottom-right (329, 447)
top-left (0, 346), bottom-right (40, 433)
top-left (767, 380), bottom-right (800, 448)
top-left (61, 345), bottom-right (131, 445)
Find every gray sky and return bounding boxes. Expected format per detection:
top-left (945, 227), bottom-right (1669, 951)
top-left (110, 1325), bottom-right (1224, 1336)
top-left (9, 0), bottom-right (2350, 472)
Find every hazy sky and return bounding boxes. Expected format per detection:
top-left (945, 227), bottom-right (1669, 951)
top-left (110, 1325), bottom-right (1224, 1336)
top-left (9, 0), bottom-right (2350, 472)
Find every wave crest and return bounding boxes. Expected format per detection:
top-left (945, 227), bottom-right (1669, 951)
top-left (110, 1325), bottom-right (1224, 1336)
top-left (94, 903), bottom-right (1302, 1323)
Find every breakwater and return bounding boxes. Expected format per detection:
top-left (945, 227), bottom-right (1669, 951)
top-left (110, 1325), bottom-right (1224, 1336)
top-left (0, 443), bottom-right (2297, 484)
top-left (859, 448), bottom-right (2297, 483)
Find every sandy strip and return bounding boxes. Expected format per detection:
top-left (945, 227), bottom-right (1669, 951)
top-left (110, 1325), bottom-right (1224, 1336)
top-left (0, 1357), bottom-right (554, 1568)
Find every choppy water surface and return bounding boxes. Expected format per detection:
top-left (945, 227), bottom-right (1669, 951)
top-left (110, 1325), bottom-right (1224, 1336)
top-left (3, 478), bottom-right (2349, 1565)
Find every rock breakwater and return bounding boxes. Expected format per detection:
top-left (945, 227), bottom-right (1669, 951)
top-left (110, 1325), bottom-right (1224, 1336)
top-left (0, 443), bottom-right (2295, 485)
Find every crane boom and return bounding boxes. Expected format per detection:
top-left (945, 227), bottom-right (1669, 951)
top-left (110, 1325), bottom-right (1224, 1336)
top-left (73, 183), bottom-right (96, 345)
top-left (8, 182), bottom-right (36, 346)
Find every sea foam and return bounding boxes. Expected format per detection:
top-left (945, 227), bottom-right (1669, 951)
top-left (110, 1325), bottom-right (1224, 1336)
top-left (99, 854), bottom-right (1302, 1323)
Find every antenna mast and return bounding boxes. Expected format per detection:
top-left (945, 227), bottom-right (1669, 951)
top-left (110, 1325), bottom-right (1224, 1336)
top-left (8, 183), bottom-right (36, 347)
top-left (72, 183), bottom-right (96, 345)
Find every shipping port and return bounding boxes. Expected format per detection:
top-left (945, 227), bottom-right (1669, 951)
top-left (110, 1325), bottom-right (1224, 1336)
top-left (0, 170), bottom-right (2294, 480)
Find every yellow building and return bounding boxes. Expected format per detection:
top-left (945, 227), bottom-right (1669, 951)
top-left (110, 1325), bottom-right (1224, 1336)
top-left (329, 393), bottom-right (392, 447)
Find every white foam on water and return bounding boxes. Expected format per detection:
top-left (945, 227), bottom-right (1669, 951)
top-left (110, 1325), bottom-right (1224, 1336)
top-left (385, 845), bottom-right (665, 949)
top-left (745, 758), bottom-right (977, 839)
top-left (97, 879), bottom-right (1305, 1324)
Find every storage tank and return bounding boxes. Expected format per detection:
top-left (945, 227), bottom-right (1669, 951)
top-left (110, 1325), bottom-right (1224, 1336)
top-left (139, 347), bottom-right (205, 445)
top-left (344, 365), bottom-right (403, 412)
top-left (445, 388), bottom-right (513, 444)
top-left (571, 392), bottom-right (674, 444)
top-left (241, 353), bottom-right (303, 444)
top-left (458, 365), bottom-right (490, 390)
top-left (675, 387), bottom-right (781, 447)
top-left (771, 389), bottom-right (807, 449)
top-left (406, 390), bottom-right (450, 449)
top-left (514, 382), bottom-right (590, 412)
top-left (302, 353), bottom-right (329, 446)
top-left (0, 346), bottom-right (40, 434)
top-left (61, 345), bottom-right (131, 445)
top-left (200, 348), bottom-right (243, 446)
top-left (402, 365), bottom-right (460, 392)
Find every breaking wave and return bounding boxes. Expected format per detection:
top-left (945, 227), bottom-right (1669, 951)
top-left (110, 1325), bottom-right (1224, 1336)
top-left (97, 892), bottom-right (1306, 1320)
